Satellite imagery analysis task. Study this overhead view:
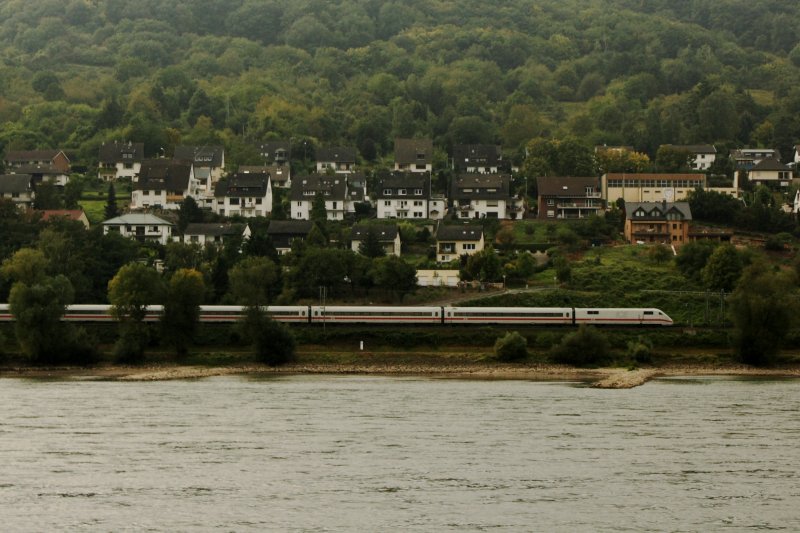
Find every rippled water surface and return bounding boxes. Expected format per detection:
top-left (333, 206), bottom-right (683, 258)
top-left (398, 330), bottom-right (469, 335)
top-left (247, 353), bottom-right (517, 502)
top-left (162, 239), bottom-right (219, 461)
top-left (1, 375), bottom-right (799, 531)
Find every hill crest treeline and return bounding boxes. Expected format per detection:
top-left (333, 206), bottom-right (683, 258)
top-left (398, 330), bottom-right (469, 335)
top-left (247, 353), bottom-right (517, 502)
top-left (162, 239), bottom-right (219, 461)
top-left (1, 0), bottom-right (799, 167)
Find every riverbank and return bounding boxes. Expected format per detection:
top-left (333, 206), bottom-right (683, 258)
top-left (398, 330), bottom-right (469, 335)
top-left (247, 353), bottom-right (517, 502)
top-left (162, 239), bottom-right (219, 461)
top-left (2, 361), bottom-right (799, 388)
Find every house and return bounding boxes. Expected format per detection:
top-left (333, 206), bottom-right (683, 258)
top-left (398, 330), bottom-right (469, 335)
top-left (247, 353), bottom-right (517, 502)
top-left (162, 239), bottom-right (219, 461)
top-left (453, 145), bottom-right (502, 174)
top-left (240, 164), bottom-right (291, 189)
top-left (316, 146), bottom-right (357, 174)
top-left (435, 224), bottom-right (485, 263)
top-left (4, 149), bottom-right (70, 173)
top-left (178, 223), bottom-right (250, 247)
top-left (624, 201), bottom-right (692, 246)
top-left (10, 164), bottom-right (70, 187)
top-left (748, 158), bottom-right (792, 187)
top-left (350, 224), bottom-right (401, 257)
top-left (259, 140), bottom-right (291, 165)
top-left (289, 174), bottom-right (353, 221)
top-left (98, 141), bottom-right (145, 181)
top-left (394, 138), bottom-right (433, 173)
top-left (659, 144), bottom-right (717, 170)
top-left (38, 209), bottom-right (90, 229)
top-left (536, 176), bottom-right (604, 219)
top-left (213, 172), bottom-right (273, 218)
top-left (594, 145), bottom-right (635, 154)
top-left (451, 174), bottom-right (523, 219)
top-left (266, 220), bottom-right (315, 255)
top-left (130, 160), bottom-right (195, 210)
top-left (376, 173), bottom-right (445, 220)
top-left (417, 269), bottom-right (461, 287)
top-left (730, 148), bottom-right (780, 170)
top-left (102, 213), bottom-right (174, 245)
top-left (0, 174), bottom-right (34, 209)
top-left (602, 173), bottom-right (706, 204)
top-left (173, 145), bottom-right (225, 183)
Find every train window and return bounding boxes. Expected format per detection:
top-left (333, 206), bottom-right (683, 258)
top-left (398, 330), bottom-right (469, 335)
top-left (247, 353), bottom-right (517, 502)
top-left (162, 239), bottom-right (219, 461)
top-left (644, 311), bottom-right (653, 315)
top-left (587, 311), bottom-right (599, 315)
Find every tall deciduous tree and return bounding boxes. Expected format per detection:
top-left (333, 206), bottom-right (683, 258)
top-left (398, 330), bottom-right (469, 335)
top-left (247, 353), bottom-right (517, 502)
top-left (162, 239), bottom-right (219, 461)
top-left (161, 268), bottom-right (205, 356)
top-left (108, 263), bottom-right (164, 362)
top-left (371, 255), bottom-right (417, 302)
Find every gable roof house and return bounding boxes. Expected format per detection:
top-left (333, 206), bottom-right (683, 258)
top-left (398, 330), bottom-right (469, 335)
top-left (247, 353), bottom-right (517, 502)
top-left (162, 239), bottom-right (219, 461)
top-left (98, 141), bottom-right (145, 181)
top-left (266, 220), bottom-right (315, 255)
top-left (240, 164), bottom-right (292, 189)
top-left (659, 144), bottom-right (717, 171)
top-left (4, 149), bottom-right (70, 173)
top-left (130, 160), bottom-right (195, 210)
top-left (289, 174), bottom-right (353, 221)
top-left (213, 172), bottom-right (273, 218)
top-left (451, 174), bottom-right (523, 220)
top-left (178, 223), bottom-right (250, 247)
top-left (316, 146), bottom-right (357, 174)
top-left (394, 138), bottom-right (433, 173)
top-left (453, 144), bottom-right (503, 174)
top-left (748, 158), bottom-right (792, 187)
top-left (173, 145), bottom-right (225, 186)
top-left (0, 174), bottom-right (34, 209)
top-left (435, 224), bottom-right (485, 263)
top-left (38, 209), bottom-right (90, 229)
top-left (537, 176), bottom-right (604, 219)
top-left (624, 201), bottom-right (692, 246)
top-left (350, 224), bottom-right (401, 257)
top-left (10, 164), bottom-right (70, 187)
top-left (376, 173), bottom-right (445, 220)
top-left (102, 213), bottom-right (174, 245)
top-left (730, 148), bottom-right (780, 170)
top-left (259, 140), bottom-right (291, 165)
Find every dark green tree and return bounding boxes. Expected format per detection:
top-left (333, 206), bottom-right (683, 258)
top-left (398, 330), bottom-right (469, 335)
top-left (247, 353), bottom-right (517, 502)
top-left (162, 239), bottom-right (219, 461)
top-left (161, 268), bottom-right (205, 357)
top-left (104, 183), bottom-right (119, 220)
top-left (358, 228), bottom-right (386, 258)
top-left (701, 244), bottom-right (742, 291)
top-left (494, 331), bottom-right (529, 361)
top-left (310, 192), bottom-right (327, 225)
top-left (108, 263), bottom-right (165, 362)
top-left (177, 196), bottom-right (203, 233)
top-left (372, 255), bottom-right (417, 302)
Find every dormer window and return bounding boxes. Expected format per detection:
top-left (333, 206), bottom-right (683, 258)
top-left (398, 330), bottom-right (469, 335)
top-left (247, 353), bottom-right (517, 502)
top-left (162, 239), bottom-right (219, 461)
top-left (398, 189), bottom-right (407, 195)
top-left (383, 188), bottom-right (391, 195)
top-left (416, 152), bottom-right (425, 160)
top-left (414, 188), bottom-right (423, 195)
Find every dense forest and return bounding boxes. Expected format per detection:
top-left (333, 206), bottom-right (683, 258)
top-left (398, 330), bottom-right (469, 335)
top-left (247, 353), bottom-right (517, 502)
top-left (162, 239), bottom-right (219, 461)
top-left (1, 0), bottom-right (800, 169)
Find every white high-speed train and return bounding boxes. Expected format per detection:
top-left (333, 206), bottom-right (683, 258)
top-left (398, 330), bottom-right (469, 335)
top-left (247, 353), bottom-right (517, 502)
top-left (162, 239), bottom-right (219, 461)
top-left (0, 304), bottom-right (674, 326)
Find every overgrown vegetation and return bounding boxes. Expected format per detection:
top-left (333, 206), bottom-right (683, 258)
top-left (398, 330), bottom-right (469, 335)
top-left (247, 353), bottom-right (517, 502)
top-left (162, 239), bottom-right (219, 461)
top-left (493, 331), bottom-right (529, 361)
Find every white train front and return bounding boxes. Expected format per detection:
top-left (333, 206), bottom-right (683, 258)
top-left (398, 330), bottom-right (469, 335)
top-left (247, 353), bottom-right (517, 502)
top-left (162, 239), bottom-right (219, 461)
top-left (0, 304), bottom-right (674, 326)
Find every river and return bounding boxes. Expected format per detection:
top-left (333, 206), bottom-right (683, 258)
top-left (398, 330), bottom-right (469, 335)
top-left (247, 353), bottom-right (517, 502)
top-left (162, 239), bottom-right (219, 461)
top-left (1, 375), bottom-right (798, 531)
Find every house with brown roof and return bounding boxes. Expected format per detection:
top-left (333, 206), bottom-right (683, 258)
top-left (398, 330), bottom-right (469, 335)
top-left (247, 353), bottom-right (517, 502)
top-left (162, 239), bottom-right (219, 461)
top-left (38, 209), bottom-right (90, 229)
top-left (624, 201), bottom-right (692, 246)
top-left (659, 144), bottom-right (717, 170)
top-left (350, 224), bottom-right (401, 257)
top-left (376, 173), bottom-right (445, 220)
top-left (748, 158), bottom-right (792, 187)
top-left (130, 160), bottom-right (194, 210)
top-left (435, 224), bottom-right (485, 263)
top-left (213, 172), bottom-right (273, 218)
top-left (453, 145), bottom-right (502, 174)
top-left (289, 174), bottom-right (354, 221)
top-left (451, 174), bottom-right (523, 220)
top-left (4, 149), bottom-right (70, 173)
top-left (316, 146), bottom-right (357, 174)
top-left (602, 173), bottom-right (706, 204)
top-left (537, 176), bottom-right (604, 219)
top-left (98, 141), bottom-right (145, 181)
top-left (394, 138), bottom-right (433, 173)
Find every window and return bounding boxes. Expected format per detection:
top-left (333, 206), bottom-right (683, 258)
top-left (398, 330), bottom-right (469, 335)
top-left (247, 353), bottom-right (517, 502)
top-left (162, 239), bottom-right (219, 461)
top-left (547, 199), bottom-right (554, 206)
top-left (415, 164), bottom-right (426, 170)
top-left (296, 202), bottom-right (302, 206)
top-left (414, 200), bottom-right (423, 206)
top-left (256, 198), bottom-right (262, 205)
top-left (143, 190), bottom-right (150, 196)
top-left (587, 311), bottom-right (599, 315)
top-left (332, 201), bottom-right (337, 209)
top-left (383, 188), bottom-right (391, 195)
top-left (155, 190), bottom-right (161, 195)
top-left (463, 243), bottom-right (476, 250)
top-left (124, 163), bottom-right (133, 169)
top-left (414, 188), bottom-right (423, 195)
top-left (384, 201), bottom-right (391, 206)
top-left (398, 189), bottom-right (407, 195)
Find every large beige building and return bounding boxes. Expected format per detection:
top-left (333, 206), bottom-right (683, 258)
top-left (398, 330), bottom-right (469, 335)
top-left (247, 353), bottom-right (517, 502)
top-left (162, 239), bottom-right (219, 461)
top-left (602, 173), bottom-right (706, 204)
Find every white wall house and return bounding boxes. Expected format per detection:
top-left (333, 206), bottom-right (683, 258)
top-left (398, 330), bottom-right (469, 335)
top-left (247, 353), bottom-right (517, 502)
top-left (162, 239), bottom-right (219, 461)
top-left (213, 173), bottom-right (273, 218)
top-left (289, 174), bottom-right (354, 221)
top-left (178, 223), bottom-right (251, 247)
top-left (102, 214), bottom-right (173, 245)
top-left (451, 174), bottom-right (523, 219)
top-left (0, 174), bottom-right (34, 209)
top-left (130, 160), bottom-right (195, 211)
top-left (316, 146), bottom-right (356, 174)
top-left (748, 158), bottom-right (792, 187)
top-left (394, 138), bottom-right (433, 173)
top-left (453, 144), bottom-right (502, 174)
top-left (435, 225), bottom-right (485, 263)
top-left (376, 174), bottom-right (444, 220)
top-left (350, 224), bottom-right (402, 257)
top-left (98, 141), bottom-right (144, 181)
top-left (173, 145), bottom-right (225, 184)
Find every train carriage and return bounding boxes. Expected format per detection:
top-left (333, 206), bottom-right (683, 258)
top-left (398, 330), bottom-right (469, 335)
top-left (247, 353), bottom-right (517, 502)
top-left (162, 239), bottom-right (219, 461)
top-left (310, 306), bottom-right (442, 324)
top-left (573, 308), bottom-right (673, 326)
top-left (443, 307), bottom-right (574, 325)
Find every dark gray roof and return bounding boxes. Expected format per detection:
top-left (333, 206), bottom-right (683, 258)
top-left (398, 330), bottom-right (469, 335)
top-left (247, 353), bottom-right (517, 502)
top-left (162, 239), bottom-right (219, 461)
top-left (350, 224), bottom-right (399, 241)
top-left (173, 145), bottom-right (224, 167)
top-left (289, 174), bottom-right (347, 201)
top-left (451, 174), bottom-right (513, 200)
top-left (452, 144), bottom-right (501, 170)
top-left (98, 141), bottom-right (144, 163)
top-left (5, 149), bottom-right (64, 163)
top-left (751, 158), bottom-right (789, 171)
top-left (259, 140), bottom-right (291, 163)
top-left (395, 138), bottom-right (433, 165)
top-left (377, 174), bottom-right (429, 199)
top-left (625, 202), bottom-right (692, 221)
top-left (266, 220), bottom-right (314, 235)
top-left (436, 224), bottom-right (484, 241)
top-left (13, 164), bottom-right (65, 175)
top-left (0, 174), bottom-right (33, 194)
top-left (661, 144), bottom-right (716, 154)
top-left (103, 214), bottom-right (173, 226)
top-left (215, 174), bottom-right (269, 198)
top-left (135, 160), bottom-right (192, 191)
top-left (184, 223), bottom-right (243, 237)
top-left (316, 146), bottom-right (356, 163)
top-left (537, 176), bottom-right (600, 196)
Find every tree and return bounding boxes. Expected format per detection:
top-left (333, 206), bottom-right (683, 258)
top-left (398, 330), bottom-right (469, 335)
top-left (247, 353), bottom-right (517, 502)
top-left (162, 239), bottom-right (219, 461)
top-left (551, 325), bottom-right (611, 366)
top-left (358, 228), bottom-right (386, 258)
top-left (463, 247), bottom-right (502, 282)
top-left (161, 269), bottom-right (205, 356)
top-left (494, 331), bottom-right (529, 361)
top-left (310, 192), bottom-right (327, 225)
top-left (656, 145), bottom-right (693, 173)
top-left (701, 244), bottom-right (742, 291)
top-left (178, 196), bottom-right (203, 233)
top-left (33, 182), bottom-right (61, 210)
top-left (228, 256), bottom-right (280, 308)
top-left (676, 240), bottom-right (717, 280)
top-left (372, 255), bottom-right (417, 302)
top-left (729, 264), bottom-right (795, 366)
top-left (104, 183), bottom-right (119, 220)
top-left (108, 263), bottom-right (165, 362)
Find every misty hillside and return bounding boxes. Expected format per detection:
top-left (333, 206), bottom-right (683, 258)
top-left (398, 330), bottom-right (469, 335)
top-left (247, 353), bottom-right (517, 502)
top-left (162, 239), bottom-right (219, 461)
top-left (0, 0), bottom-right (799, 166)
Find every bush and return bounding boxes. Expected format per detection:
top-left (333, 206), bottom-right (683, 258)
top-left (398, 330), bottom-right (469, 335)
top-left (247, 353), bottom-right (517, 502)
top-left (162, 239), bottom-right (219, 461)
top-left (494, 331), bottom-right (529, 361)
top-left (113, 322), bottom-right (149, 364)
top-left (551, 325), bottom-right (611, 366)
top-left (626, 336), bottom-right (653, 364)
top-left (243, 308), bottom-right (296, 366)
